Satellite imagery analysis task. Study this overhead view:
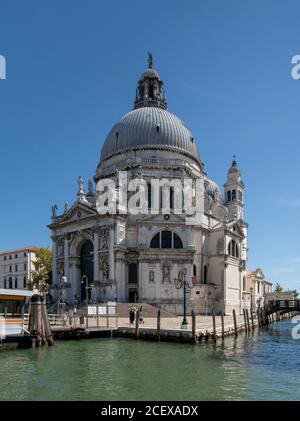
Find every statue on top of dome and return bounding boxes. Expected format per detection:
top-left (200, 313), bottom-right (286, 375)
top-left (148, 52), bottom-right (153, 68)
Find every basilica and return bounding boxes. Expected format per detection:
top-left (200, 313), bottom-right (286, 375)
top-left (48, 56), bottom-right (249, 315)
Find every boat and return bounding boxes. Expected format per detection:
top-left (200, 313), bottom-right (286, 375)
top-left (0, 288), bottom-right (35, 349)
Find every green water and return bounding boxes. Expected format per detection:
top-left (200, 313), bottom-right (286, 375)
top-left (0, 321), bottom-right (299, 401)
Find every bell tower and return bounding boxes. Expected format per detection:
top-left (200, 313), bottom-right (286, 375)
top-left (224, 156), bottom-right (245, 221)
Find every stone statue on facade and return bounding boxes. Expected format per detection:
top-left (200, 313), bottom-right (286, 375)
top-left (149, 270), bottom-right (155, 283)
top-left (77, 176), bottom-right (84, 194)
top-left (64, 201), bottom-right (69, 213)
top-left (100, 227), bottom-right (109, 249)
top-left (51, 204), bottom-right (58, 218)
top-left (162, 261), bottom-right (171, 283)
top-left (99, 256), bottom-right (109, 281)
top-left (87, 179), bottom-right (94, 196)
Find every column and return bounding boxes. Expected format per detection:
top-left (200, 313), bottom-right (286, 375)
top-left (64, 237), bottom-right (69, 281)
top-left (93, 231), bottom-right (99, 282)
top-left (186, 227), bottom-right (193, 247)
top-left (109, 227), bottom-right (115, 280)
top-left (155, 262), bottom-right (160, 300)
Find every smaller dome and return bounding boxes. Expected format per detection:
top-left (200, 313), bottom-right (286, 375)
top-left (205, 177), bottom-right (223, 202)
top-left (228, 157), bottom-right (242, 181)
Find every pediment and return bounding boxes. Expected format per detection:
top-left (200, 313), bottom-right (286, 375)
top-left (254, 268), bottom-right (265, 279)
top-left (60, 203), bottom-right (97, 223)
top-left (137, 212), bottom-right (186, 225)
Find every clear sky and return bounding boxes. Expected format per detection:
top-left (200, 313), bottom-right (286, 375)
top-left (0, 0), bottom-right (299, 291)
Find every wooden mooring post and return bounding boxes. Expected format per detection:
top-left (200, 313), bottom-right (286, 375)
top-left (157, 309), bottom-right (161, 341)
top-left (135, 310), bottom-right (140, 339)
top-left (246, 309), bottom-right (251, 332)
top-left (221, 311), bottom-right (225, 339)
top-left (191, 310), bottom-right (196, 343)
top-left (28, 295), bottom-right (54, 347)
top-left (243, 308), bottom-right (247, 333)
top-left (250, 308), bottom-right (255, 330)
top-left (212, 310), bottom-right (216, 342)
top-left (233, 309), bottom-right (238, 337)
top-left (257, 308), bottom-right (261, 328)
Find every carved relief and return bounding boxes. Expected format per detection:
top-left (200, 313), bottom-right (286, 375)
top-left (161, 260), bottom-right (171, 283)
top-left (57, 237), bottom-right (64, 257)
top-left (118, 225), bottom-right (125, 243)
top-left (100, 227), bottom-right (109, 249)
top-left (57, 260), bottom-right (64, 275)
top-left (99, 255), bottom-right (109, 281)
top-left (149, 270), bottom-right (155, 283)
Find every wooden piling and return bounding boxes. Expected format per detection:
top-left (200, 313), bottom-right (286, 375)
top-left (135, 310), bottom-right (140, 339)
top-left (243, 308), bottom-right (247, 332)
top-left (41, 296), bottom-right (54, 346)
top-left (250, 308), bottom-right (254, 330)
top-left (212, 310), bottom-right (216, 342)
top-left (157, 309), bottom-right (161, 341)
top-left (191, 310), bottom-right (196, 344)
top-left (257, 309), bottom-right (261, 328)
top-left (233, 309), bottom-right (238, 337)
top-left (246, 309), bottom-right (251, 332)
top-left (221, 311), bottom-right (225, 339)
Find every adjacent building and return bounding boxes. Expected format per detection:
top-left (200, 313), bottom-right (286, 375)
top-left (245, 268), bottom-right (273, 310)
top-left (0, 247), bottom-right (39, 290)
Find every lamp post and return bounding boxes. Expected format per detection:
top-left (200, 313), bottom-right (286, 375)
top-left (174, 267), bottom-right (195, 329)
top-left (81, 275), bottom-right (94, 304)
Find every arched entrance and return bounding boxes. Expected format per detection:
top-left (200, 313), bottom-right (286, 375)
top-left (128, 263), bottom-right (138, 302)
top-left (80, 240), bottom-right (94, 302)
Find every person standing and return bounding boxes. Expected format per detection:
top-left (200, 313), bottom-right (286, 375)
top-left (129, 307), bottom-right (135, 326)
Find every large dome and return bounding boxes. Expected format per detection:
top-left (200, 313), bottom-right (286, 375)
top-left (100, 107), bottom-right (200, 161)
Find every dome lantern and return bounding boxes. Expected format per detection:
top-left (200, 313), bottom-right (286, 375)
top-left (134, 53), bottom-right (168, 110)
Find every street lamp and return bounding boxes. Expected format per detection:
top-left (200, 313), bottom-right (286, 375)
top-left (81, 275), bottom-right (94, 304)
top-left (174, 267), bottom-right (195, 329)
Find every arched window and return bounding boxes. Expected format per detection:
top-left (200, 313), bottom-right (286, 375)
top-left (9, 277), bottom-right (12, 289)
top-left (243, 275), bottom-right (246, 291)
top-left (228, 240), bottom-right (239, 258)
top-left (193, 264), bottom-right (197, 277)
top-left (150, 232), bottom-right (160, 248)
top-left (147, 183), bottom-right (152, 209)
top-left (203, 265), bottom-right (208, 284)
top-left (150, 231), bottom-right (183, 249)
top-left (173, 233), bottom-right (183, 249)
top-left (232, 189), bottom-right (236, 201)
top-left (227, 191), bottom-right (231, 202)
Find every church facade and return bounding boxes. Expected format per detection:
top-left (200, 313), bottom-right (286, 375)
top-left (48, 57), bottom-right (249, 315)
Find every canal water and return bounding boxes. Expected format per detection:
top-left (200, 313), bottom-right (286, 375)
top-left (0, 320), bottom-right (299, 401)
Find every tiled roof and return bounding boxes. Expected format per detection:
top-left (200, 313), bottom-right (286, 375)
top-left (0, 246), bottom-right (39, 255)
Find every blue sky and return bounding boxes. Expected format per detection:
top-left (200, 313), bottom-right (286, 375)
top-left (0, 0), bottom-right (299, 291)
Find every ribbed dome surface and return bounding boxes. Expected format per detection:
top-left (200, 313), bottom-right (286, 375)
top-left (100, 107), bottom-right (199, 161)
